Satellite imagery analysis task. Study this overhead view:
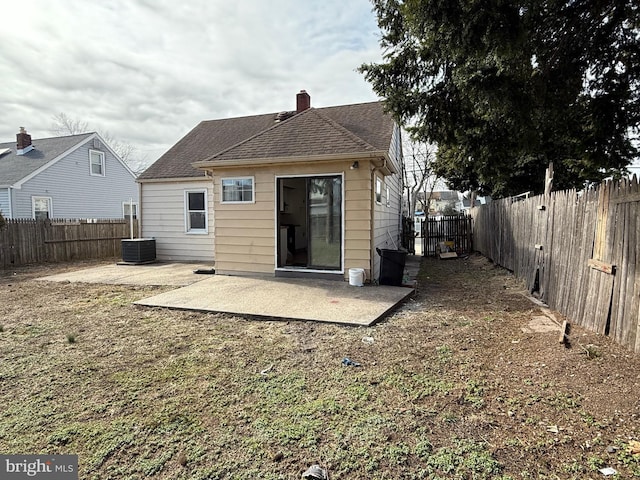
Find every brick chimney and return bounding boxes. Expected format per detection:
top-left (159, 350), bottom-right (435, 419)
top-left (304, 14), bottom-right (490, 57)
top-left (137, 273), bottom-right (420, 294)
top-left (16, 127), bottom-right (33, 155)
top-left (296, 90), bottom-right (310, 112)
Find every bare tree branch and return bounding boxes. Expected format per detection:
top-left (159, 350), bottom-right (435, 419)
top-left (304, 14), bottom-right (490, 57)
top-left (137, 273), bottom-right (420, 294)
top-left (50, 112), bottom-right (89, 136)
top-left (50, 113), bottom-right (147, 172)
top-left (403, 134), bottom-right (439, 218)
top-left (99, 130), bottom-right (135, 163)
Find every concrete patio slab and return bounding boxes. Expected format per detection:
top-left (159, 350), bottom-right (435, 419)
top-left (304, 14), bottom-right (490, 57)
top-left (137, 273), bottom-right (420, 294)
top-left (134, 275), bottom-right (414, 326)
top-left (38, 262), bottom-right (212, 286)
top-left (37, 255), bottom-right (422, 326)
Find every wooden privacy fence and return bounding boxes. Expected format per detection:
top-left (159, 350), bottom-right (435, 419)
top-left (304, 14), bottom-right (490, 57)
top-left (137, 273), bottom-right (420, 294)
top-left (472, 177), bottom-right (640, 353)
top-left (0, 219), bottom-right (139, 268)
top-left (422, 214), bottom-right (473, 257)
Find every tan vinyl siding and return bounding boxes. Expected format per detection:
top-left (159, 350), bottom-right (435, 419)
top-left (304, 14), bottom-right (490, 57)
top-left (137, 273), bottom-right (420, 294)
top-left (210, 160), bottom-right (375, 279)
top-left (368, 123), bottom-right (404, 280)
top-left (213, 169), bottom-right (275, 274)
top-left (370, 123), bottom-right (404, 279)
top-left (372, 169), bottom-right (403, 281)
top-left (344, 165), bottom-right (372, 279)
top-left (140, 180), bottom-right (214, 262)
top-left (388, 124), bottom-right (403, 173)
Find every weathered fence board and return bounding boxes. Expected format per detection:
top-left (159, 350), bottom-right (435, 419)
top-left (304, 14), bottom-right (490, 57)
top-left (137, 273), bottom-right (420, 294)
top-left (0, 219), bottom-right (139, 268)
top-left (473, 177), bottom-right (640, 353)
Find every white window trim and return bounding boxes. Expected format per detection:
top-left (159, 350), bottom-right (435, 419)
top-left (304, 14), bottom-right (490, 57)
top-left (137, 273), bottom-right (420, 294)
top-left (89, 149), bottom-right (106, 177)
top-left (32, 196), bottom-right (53, 220)
top-left (122, 201), bottom-right (139, 219)
top-left (221, 176), bottom-right (255, 204)
top-left (184, 189), bottom-right (208, 234)
top-left (386, 185), bottom-right (391, 208)
top-left (375, 176), bottom-right (383, 205)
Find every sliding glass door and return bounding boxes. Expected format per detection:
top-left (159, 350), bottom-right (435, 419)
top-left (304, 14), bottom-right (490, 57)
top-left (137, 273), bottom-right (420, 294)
top-left (307, 176), bottom-right (342, 269)
top-left (277, 175), bottom-right (342, 271)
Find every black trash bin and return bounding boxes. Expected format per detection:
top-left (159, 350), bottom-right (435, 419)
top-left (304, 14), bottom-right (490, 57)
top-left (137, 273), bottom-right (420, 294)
top-left (377, 248), bottom-right (408, 286)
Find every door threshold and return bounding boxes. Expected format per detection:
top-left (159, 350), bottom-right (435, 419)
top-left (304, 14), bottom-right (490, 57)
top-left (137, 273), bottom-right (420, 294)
top-left (275, 269), bottom-right (344, 281)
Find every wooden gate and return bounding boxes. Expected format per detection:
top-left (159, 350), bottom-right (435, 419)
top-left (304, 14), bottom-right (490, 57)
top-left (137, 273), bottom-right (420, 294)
top-left (401, 215), bottom-right (416, 254)
top-left (422, 214), bottom-right (473, 257)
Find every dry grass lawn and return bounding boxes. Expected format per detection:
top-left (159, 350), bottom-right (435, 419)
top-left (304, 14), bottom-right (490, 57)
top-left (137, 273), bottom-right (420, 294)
top-left (1, 255), bottom-right (639, 479)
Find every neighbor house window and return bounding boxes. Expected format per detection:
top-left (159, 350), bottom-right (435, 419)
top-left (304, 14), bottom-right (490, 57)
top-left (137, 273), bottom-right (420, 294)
top-left (89, 150), bottom-right (105, 176)
top-left (221, 177), bottom-right (254, 203)
top-left (32, 196), bottom-right (52, 220)
top-left (376, 177), bottom-right (382, 204)
top-left (185, 190), bottom-right (207, 233)
top-left (123, 202), bottom-right (138, 220)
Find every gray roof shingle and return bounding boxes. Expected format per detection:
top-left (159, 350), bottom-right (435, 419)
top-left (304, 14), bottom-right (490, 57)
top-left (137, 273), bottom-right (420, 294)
top-left (0, 133), bottom-right (94, 186)
top-left (138, 100), bottom-right (394, 180)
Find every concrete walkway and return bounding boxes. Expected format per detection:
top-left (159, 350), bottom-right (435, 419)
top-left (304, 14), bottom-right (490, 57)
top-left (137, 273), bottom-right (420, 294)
top-left (39, 262), bottom-right (211, 286)
top-left (39, 255), bottom-right (422, 326)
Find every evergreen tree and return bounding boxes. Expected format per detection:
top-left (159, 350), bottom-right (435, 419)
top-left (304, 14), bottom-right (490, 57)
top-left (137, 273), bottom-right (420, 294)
top-left (360, 0), bottom-right (640, 197)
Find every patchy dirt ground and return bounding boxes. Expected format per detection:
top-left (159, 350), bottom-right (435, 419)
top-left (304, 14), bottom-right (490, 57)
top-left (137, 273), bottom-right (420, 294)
top-left (0, 255), bottom-right (639, 479)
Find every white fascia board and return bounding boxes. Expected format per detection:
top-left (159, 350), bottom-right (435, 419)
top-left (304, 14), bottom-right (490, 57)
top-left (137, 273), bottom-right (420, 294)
top-left (136, 176), bottom-right (210, 184)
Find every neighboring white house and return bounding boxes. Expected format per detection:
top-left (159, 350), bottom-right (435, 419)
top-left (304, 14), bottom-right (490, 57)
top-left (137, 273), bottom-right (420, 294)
top-left (0, 128), bottom-right (138, 220)
top-left (138, 91), bottom-right (404, 282)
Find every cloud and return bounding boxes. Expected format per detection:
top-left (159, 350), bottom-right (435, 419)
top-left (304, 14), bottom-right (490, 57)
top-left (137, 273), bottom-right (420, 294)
top-left (0, 0), bottom-right (382, 167)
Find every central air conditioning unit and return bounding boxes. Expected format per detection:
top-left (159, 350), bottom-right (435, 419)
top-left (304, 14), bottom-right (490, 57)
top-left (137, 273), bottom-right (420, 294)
top-left (121, 238), bottom-right (156, 264)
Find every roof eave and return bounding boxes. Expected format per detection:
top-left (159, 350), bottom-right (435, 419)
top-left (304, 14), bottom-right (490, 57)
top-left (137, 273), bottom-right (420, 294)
top-left (372, 153), bottom-right (397, 175)
top-left (192, 151), bottom-right (389, 171)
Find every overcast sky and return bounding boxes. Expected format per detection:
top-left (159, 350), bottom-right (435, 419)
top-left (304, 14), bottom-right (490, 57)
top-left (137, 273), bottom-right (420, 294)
top-left (1, 0), bottom-right (384, 170)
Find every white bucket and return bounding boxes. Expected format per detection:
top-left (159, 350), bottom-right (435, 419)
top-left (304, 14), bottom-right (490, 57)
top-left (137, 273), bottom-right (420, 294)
top-left (349, 268), bottom-right (365, 287)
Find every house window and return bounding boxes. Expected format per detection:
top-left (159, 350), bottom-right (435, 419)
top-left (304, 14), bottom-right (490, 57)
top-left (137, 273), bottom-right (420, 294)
top-left (123, 202), bottom-right (138, 220)
top-left (386, 185), bottom-right (391, 207)
top-left (32, 196), bottom-right (52, 220)
top-left (221, 177), bottom-right (254, 203)
top-left (376, 177), bottom-right (382, 204)
top-left (185, 190), bottom-right (207, 233)
top-left (89, 150), bottom-right (105, 176)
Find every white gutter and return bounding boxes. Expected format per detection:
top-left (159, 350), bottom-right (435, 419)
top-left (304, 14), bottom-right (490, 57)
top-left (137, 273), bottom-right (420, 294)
top-left (192, 151), bottom-right (389, 170)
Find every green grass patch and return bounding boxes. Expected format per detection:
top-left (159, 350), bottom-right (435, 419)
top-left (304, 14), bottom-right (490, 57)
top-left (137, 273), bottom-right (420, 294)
top-left (420, 438), bottom-right (510, 479)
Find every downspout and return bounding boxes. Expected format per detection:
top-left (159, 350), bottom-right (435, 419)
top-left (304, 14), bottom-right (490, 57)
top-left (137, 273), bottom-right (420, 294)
top-left (370, 165), bottom-right (379, 283)
top-left (137, 182), bottom-right (143, 238)
top-left (370, 156), bottom-right (387, 282)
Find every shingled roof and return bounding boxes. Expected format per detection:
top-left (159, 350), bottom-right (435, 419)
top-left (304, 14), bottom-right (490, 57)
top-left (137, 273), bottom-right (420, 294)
top-left (0, 133), bottom-right (95, 186)
top-left (138, 100), bottom-right (394, 180)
